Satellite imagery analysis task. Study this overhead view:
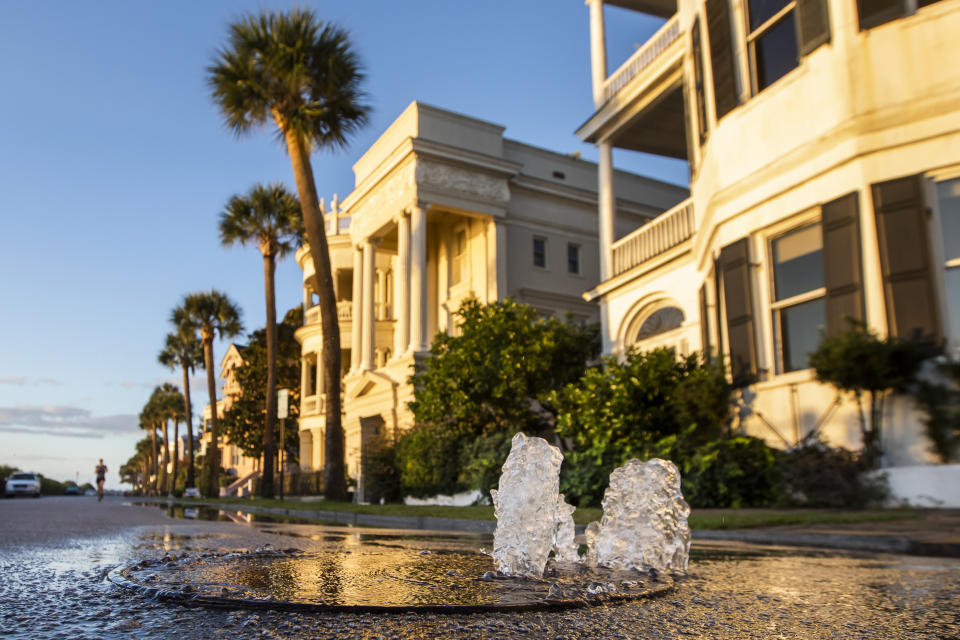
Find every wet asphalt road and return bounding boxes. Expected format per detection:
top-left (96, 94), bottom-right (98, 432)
top-left (1, 496), bottom-right (959, 639)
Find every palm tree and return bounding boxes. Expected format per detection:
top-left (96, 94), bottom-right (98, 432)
top-left (139, 395), bottom-right (161, 496)
top-left (173, 290), bottom-right (243, 498)
top-left (208, 9), bottom-right (368, 500)
top-left (158, 382), bottom-right (185, 496)
top-left (219, 183), bottom-right (301, 498)
top-left (159, 328), bottom-right (203, 489)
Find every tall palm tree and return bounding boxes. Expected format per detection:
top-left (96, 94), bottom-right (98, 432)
top-left (158, 382), bottom-right (185, 496)
top-left (219, 183), bottom-right (301, 498)
top-left (139, 394), bottom-right (161, 496)
top-left (159, 328), bottom-right (203, 489)
top-left (173, 290), bottom-right (243, 498)
top-left (209, 9), bottom-right (368, 500)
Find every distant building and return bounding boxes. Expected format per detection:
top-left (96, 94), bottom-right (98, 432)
top-left (577, 0), bottom-right (960, 479)
top-left (296, 101), bottom-right (686, 498)
top-left (200, 343), bottom-right (259, 479)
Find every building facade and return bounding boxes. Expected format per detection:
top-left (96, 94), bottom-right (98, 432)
top-left (296, 102), bottom-right (687, 495)
top-left (578, 0), bottom-right (960, 467)
top-left (200, 343), bottom-right (259, 480)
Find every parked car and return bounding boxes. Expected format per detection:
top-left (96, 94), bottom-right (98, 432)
top-left (5, 472), bottom-right (41, 498)
top-left (64, 485), bottom-right (80, 495)
top-left (183, 488), bottom-right (201, 498)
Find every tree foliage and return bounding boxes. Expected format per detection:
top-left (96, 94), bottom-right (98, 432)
top-left (809, 323), bottom-right (931, 468)
top-left (220, 307), bottom-right (302, 461)
top-left (550, 347), bottom-right (733, 506)
top-left (397, 299), bottom-right (600, 497)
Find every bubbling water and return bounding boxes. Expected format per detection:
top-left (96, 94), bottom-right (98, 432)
top-left (490, 433), bottom-right (690, 577)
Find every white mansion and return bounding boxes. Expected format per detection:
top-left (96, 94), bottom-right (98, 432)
top-left (295, 101), bottom-right (686, 497)
top-left (578, 0), bottom-right (960, 502)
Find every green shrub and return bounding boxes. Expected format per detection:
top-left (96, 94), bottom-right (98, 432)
top-left (395, 423), bottom-right (465, 498)
top-left (682, 437), bottom-right (783, 508)
top-left (363, 434), bottom-right (402, 504)
top-left (552, 348), bottom-right (732, 505)
top-left (457, 431), bottom-right (513, 497)
top-left (779, 435), bottom-right (888, 507)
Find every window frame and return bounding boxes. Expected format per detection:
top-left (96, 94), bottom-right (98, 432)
top-left (745, 0), bottom-right (801, 95)
top-left (567, 242), bottom-right (581, 275)
top-left (767, 218), bottom-right (826, 375)
top-left (533, 235), bottom-right (548, 269)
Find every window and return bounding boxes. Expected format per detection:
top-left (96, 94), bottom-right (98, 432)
top-left (533, 236), bottom-right (547, 268)
top-left (747, 0), bottom-right (800, 92)
top-left (937, 178), bottom-right (960, 356)
top-left (451, 229), bottom-right (467, 286)
top-left (692, 16), bottom-right (710, 142)
top-left (567, 243), bottom-right (580, 274)
top-left (636, 307), bottom-right (685, 341)
top-left (770, 223), bottom-right (826, 372)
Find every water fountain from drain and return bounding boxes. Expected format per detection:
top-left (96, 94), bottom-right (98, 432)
top-left (490, 432), bottom-right (690, 578)
top-left (111, 431), bottom-right (690, 610)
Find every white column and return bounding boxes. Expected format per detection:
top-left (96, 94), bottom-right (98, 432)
top-left (598, 141), bottom-right (615, 282)
top-left (377, 268), bottom-right (387, 321)
top-left (361, 240), bottom-right (376, 370)
top-left (394, 213), bottom-right (410, 356)
top-left (587, 0), bottom-right (608, 107)
top-left (409, 203), bottom-right (428, 352)
top-left (350, 246), bottom-right (363, 372)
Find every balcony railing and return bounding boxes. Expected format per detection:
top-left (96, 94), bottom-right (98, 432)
top-left (611, 198), bottom-right (694, 276)
top-left (602, 14), bottom-right (681, 104)
top-left (325, 212), bottom-right (352, 236)
top-left (304, 301), bottom-right (353, 325)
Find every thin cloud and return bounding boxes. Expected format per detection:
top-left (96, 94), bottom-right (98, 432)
top-left (0, 377), bottom-right (62, 386)
top-left (0, 405), bottom-right (139, 439)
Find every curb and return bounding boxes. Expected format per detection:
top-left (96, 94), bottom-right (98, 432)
top-left (140, 498), bottom-right (960, 558)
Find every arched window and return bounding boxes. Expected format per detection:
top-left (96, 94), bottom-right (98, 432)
top-left (625, 305), bottom-right (685, 347)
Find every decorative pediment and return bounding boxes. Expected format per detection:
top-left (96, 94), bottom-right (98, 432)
top-left (345, 370), bottom-right (399, 401)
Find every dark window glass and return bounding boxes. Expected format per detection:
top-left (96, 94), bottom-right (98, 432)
top-left (567, 244), bottom-right (580, 274)
top-left (773, 223), bottom-right (823, 300)
top-left (780, 297), bottom-right (826, 371)
top-left (755, 13), bottom-right (800, 90)
top-left (857, 0), bottom-right (903, 28)
top-left (533, 237), bottom-right (546, 268)
top-left (938, 179), bottom-right (960, 262)
top-left (749, 0), bottom-right (791, 29)
top-left (637, 307), bottom-right (685, 341)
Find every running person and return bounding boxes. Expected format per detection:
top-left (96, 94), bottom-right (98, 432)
top-left (95, 459), bottom-right (107, 501)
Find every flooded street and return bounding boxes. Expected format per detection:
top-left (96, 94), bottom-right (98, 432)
top-left (1, 497), bottom-right (958, 639)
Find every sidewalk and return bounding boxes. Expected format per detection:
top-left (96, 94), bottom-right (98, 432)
top-left (693, 509), bottom-right (960, 557)
top-left (144, 498), bottom-right (960, 558)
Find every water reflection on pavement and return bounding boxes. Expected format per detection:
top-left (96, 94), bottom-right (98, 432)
top-left (0, 499), bottom-right (958, 639)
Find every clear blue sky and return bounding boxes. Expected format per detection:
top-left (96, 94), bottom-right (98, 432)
top-left (0, 1), bottom-right (684, 489)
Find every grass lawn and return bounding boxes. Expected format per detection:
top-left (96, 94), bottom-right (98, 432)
top-left (191, 497), bottom-right (919, 530)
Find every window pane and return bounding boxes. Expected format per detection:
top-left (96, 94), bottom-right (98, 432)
top-left (749, 0), bottom-right (791, 30)
top-left (567, 244), bottom-right (580, 274)
top-left (938, 179), bottom-right (960, 262)
top-left (780, 297), bottom-right (825, 372)
top-left (773, 223), bottom-right (823, 300)
top-left (637, 307), bottom-right (685, 341)
top-left (533, 237), bottom-right (546, 268)
top-left (755, 13), bottom-right (799, 91)
top-left (945, 267), bottom-right (960, 358)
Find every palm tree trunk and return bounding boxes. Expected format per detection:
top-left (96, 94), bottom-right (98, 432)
top-left (161, 419), bottom-right (170, 494)
top-left (171, 418), bottom-right (179, 496)
top-left (283, 127), bottom-right (346, 500)
top-left (150, 425), bottom-right (158, 496)
top-left (261, 252), bottom-right (277, 498)
top-left (203, 337), bottom-right (221, 498)
top-left (182, 360), bottom-right (195, 488)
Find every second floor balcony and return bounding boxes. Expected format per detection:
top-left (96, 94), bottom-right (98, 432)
top-left (611, 198), bottom-right (694, 276)
top-left (305, 301), bottom-right (354, 325)
top-left (579, 2), bottom-right (688, 160)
